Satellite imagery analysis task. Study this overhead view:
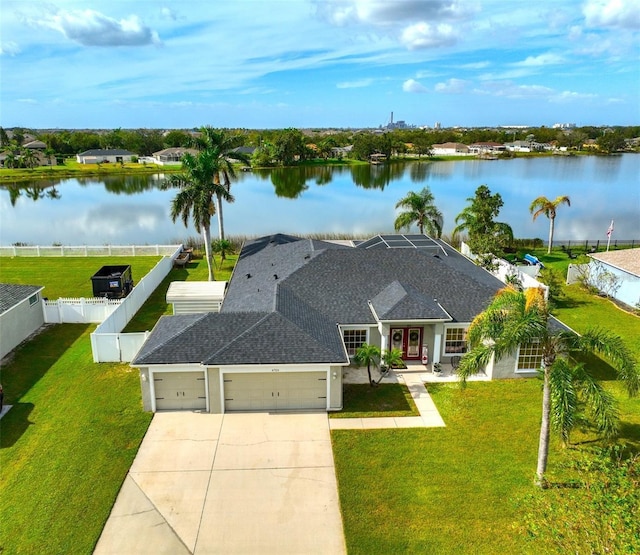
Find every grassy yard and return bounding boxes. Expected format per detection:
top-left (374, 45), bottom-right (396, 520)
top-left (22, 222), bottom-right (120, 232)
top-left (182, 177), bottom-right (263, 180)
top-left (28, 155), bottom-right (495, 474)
top-left (330, 383), bottom-right (420, 418)
top-left (0, 256), bottom-right (162, 299)
top-left (0, 324), bottom-right (152, 554)
top-left (333, 268), bottom-right (640, 554)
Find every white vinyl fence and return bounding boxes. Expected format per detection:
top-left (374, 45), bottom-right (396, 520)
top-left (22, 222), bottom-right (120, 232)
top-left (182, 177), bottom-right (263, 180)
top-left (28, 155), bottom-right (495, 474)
top-left (91, 249), bottom-right (180, 362)
top-left (44, 297), bottom-right (122, 324)
top-left (0, 244), bottom-right (181, 257)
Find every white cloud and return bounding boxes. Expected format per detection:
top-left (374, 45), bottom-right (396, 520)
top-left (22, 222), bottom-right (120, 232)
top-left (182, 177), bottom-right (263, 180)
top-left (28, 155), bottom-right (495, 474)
top-left (550, 90), bottom-right (598, 102)
top-left (402, 78), bottom-right (429, 93)
top-left (513, 53), bottom-right (565, 67)
top-left (161, 7), bottom-right (177, 21)
top-left (458, 61), bottom-right (490, 70)
top-left (434, 78), bottom-right (468, 93)
top-left (336, 78), bottom-right (374, 88)
top-left (401, 22), bottom-right (457, 49)
top-left (0, 41), bottom-right (21, 56)
top-left (24, 8), bottom-right (161, 47)
top-left (583, 0), bottom-right (640, 30)
top-left (17, 98), bottom-right (37, 104)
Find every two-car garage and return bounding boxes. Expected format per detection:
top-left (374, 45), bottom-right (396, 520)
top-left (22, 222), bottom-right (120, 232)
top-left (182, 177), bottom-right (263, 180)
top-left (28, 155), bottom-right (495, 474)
top-left (223, 371), bottom-right (327, 411)
top-left (150, 367), bottom-right (332, 413)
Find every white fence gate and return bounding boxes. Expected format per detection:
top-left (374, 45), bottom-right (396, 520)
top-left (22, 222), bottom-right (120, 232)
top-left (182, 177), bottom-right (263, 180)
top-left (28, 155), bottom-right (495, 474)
top-left (44, 298), bottom-right (122, 324)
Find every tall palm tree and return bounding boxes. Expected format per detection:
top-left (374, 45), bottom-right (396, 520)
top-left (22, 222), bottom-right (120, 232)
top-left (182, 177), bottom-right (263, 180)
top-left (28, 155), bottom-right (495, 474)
top-left (191, 126), bottom-right (250, 241)
top-left (530, 195), bottom-right (571, 254)
top-left (394, 186), bottom-right (443, 237)
top-left (458, 287), bottom-right (638, 487)
top-left (165, 152), bottom-right (230, 281)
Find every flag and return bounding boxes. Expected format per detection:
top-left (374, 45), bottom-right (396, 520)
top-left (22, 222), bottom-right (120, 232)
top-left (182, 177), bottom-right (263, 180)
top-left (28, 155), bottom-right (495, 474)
top-left (606, 220), bottom-right (614, 238)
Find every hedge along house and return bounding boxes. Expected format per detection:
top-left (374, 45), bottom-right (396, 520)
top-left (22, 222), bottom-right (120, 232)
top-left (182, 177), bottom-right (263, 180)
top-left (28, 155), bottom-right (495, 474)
top-left (132, 234), bottom-right (545, 413)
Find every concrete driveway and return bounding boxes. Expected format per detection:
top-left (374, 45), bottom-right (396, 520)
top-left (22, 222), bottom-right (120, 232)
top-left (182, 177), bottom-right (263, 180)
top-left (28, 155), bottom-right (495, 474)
top-left (94, 411), bottom-right (346, 555)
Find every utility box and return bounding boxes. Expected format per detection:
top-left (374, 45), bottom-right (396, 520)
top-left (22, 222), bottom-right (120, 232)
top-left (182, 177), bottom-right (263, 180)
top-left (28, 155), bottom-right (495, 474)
top-left (91, 265), bottom-right (133, 299)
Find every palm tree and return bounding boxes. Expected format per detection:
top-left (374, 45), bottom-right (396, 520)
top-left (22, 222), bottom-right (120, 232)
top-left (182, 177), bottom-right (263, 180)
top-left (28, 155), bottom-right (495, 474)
top-left (191, 126), bottom-right (250, 241)
top-left (165, 152), bottom-right (227, 281)
top-left (354, 343), bottom-right (381, 386)
top-left (530, 195), bottom-right (571, 254)
top-left (394, 186), bottom-right (443, 237)
top-left (458, 287), bottom-right (638, 487)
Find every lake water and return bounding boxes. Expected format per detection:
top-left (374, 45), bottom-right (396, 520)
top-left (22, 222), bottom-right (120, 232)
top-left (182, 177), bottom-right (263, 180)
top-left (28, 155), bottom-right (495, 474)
top-left (1, 155), bottom-right (638, 246)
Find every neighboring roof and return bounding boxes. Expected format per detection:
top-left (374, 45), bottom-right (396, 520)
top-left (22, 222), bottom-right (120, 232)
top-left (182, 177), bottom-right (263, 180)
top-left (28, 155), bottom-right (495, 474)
top-left (77, 149), bottom-right (134, 156)
top-left (23, 140), bottom-right (47, 149)
top-left (152, 147), bottom-right (198, 157)
top-left (133, 233), bottom-right (507, 367)
top-left (166, 281), bottom-right (227, 303)
top-left (590, 248), bottom-right (640, 277)
top-left (0, 283), bottom-right (44, 314)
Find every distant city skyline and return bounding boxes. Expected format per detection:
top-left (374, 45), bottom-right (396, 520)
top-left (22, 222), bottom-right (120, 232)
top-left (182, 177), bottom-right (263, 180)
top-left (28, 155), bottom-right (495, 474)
top-left (1, 1), bottom-right (639, 129)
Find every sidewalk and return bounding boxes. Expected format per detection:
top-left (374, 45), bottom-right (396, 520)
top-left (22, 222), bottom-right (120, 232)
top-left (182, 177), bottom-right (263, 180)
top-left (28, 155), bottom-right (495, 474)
top-left (328, 372), bottom-right (446, 430)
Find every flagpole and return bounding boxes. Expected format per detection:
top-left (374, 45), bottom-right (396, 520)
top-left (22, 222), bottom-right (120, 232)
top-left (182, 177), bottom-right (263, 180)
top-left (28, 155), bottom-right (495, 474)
top-left (606, 220), bottom-right (614, 251)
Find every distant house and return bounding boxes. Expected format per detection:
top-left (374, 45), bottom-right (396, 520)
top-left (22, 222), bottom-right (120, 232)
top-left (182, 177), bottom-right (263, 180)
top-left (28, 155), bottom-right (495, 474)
top-left (589, 249), bottom-right (640, 308)
top-left (0, 284), bottom-right (45, 359)
top-left (431, 143), bottom-right (470, 156)
top-left (22, 140), bottom-right (47, 150)
top-left (504, 140), bottom-right (545, 153)
top-left (76, 149), bottom-right (135, 164)
top-left (468, 142), bottom-right (506, 155)
top-left (150, 147), bottom-right (198, 166)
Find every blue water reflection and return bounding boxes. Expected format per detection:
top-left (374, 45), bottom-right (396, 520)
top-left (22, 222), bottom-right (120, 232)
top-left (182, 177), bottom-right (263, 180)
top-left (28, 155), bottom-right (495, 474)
top-left (0, 155), bottom-right (638, 245)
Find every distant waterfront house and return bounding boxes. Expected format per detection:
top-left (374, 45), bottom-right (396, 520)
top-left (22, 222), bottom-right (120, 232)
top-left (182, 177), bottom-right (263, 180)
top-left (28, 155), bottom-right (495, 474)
top-left (589, 249), bottom-right (640, 308)
top-left (23, 140), bottom-right (47, 150)
top-left (0, 283), bottom-right (45, 359)
top-left (431, 142), bottom-right (470, 156)
top-left (504, 140), bottom-right (546, 153)
top-left (76, 149), bottom-right (135, 164)
top-left (151, 147), bottom-right (198, 166)
top-left (468, 142), bottom-right (506, 155)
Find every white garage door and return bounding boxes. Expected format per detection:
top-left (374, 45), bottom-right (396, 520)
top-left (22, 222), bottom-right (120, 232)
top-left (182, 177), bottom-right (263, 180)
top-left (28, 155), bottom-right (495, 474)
top-left (154, 372), bottom-right (206, 411)
top-left (224, 372), bottom-right (327, 411)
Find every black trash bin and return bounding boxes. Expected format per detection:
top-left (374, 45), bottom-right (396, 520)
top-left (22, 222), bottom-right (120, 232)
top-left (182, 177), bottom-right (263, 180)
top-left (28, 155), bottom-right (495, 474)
top-left (91, 265), bottom-right (134, 298)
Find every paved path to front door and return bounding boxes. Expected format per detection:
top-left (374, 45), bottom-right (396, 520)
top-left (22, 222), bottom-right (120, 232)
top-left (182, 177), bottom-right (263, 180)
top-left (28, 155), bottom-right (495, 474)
top-left (94, 411), bottom-right (346, 555)
top-left (328, 372), bottom-right (446, 430)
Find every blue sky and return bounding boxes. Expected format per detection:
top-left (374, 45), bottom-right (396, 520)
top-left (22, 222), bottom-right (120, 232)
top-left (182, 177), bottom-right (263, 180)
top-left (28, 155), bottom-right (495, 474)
top-left (1, 0), bottom-right (638, 129)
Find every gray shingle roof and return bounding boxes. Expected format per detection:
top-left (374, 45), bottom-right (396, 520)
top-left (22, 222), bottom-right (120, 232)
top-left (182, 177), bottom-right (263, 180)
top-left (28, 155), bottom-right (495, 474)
top-left (0, 283), bottom-right (43, 314)
top-left (77, 149), bottom-right (134, 156)
top-left (133, 233), bottom-right (509, 367)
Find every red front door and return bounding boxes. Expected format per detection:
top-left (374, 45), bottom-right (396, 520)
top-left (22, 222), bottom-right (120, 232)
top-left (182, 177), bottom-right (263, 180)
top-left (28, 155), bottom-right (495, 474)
top-left (390, 327), bottom-right (422, 360)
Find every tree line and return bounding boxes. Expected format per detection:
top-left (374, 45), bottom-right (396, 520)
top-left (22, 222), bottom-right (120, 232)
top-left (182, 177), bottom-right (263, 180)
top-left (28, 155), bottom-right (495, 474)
top-left (2, 125), bottom-right (638, 163)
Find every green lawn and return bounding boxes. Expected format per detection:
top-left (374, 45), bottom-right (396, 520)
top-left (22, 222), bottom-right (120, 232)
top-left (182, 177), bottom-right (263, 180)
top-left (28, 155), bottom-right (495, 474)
top-left (0, 324), bottom-right (152, 554)
top-left (333, 275), bottom-right (640, 554)
top-left (0, 256), bottom-right (162, 299)
top-left (330, 383), bottom-right (420, 418)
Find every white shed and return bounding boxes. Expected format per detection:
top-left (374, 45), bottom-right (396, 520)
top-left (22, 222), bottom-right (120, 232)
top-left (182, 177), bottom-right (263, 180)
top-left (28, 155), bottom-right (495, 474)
top-left (0, 283), bottom-right (45, 359)
top-left (166, 281), bottom-right (227, 314)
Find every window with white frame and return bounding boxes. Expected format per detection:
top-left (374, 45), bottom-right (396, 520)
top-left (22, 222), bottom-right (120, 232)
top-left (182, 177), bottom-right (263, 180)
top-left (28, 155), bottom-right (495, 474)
top-left (444, 327), bottom-right (468, 354)
top-left (517, 342), bottom-right (544, 372)
top-left (29, 293), bottom-right (39, 306)
top-left (343, 329), bottom-right (368, 356)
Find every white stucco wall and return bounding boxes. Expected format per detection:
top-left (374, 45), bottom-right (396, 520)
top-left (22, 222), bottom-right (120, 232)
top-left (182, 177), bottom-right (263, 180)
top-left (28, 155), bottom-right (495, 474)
top-left (0, 292), bottom-right (45, 359)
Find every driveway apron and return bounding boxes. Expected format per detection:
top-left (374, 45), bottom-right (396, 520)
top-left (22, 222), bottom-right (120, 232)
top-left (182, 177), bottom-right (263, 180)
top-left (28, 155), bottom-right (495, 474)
top-left (94, 411), bottom-right (346, 555)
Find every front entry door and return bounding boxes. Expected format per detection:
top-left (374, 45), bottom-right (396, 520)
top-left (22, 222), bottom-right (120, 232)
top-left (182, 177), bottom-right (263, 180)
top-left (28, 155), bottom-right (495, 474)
top-left (390, 327), bottom-right (422, 360)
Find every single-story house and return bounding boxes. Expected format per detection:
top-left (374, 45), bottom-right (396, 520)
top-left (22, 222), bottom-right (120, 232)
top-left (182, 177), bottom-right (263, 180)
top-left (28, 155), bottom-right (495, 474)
top-left (589, 248), bottom-right (640, 308)
top-left (76, 149), bottom-right (135, 164)
top-left (431, 143), bottom-right (470, 156)
top-left (133, 234), bottom-right (552, 413)
top-left (150, 147), bottom-right (198, 165)
top-left (468, 142), bottom-right (506, 155)
top-left (0, 283), bottom-right (45, 359)
top-left (22, 140), bottom-right (47, 150)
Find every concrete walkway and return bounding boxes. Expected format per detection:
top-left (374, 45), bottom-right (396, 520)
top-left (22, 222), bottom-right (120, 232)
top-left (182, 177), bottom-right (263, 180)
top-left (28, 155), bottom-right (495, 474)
top-left (328, 372), bottom-right (446, 430)
top-left (94, 411), bottom-right (346, 555)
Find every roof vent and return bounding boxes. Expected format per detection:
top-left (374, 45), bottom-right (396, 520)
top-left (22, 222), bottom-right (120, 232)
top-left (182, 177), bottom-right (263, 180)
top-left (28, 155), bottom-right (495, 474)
top-left (433, 254), bottom-right (440, 259)
top-left (274, 274), bottom-right (278, 280)
top-left (304, 254), bottom-right (310, 259)
top-left (246, 273), bottom-right (252, 279)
